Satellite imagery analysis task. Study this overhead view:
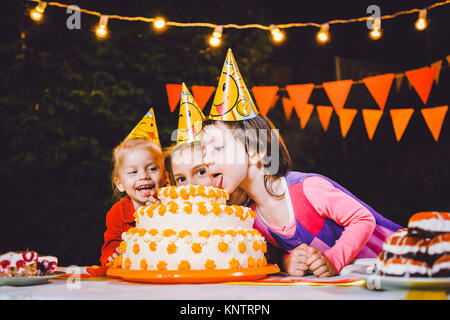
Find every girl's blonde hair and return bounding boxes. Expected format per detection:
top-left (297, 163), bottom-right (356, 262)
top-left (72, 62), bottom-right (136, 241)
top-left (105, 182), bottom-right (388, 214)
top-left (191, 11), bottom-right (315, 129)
top-left (111, 138), bottom-right (166, 199)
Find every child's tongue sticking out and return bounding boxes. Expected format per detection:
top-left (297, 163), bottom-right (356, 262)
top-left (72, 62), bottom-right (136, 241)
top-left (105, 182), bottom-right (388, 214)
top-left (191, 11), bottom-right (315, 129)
top-left (213, 175), bottom-right (223, 188)
top-left (138, 185), bottom-right (155, 198)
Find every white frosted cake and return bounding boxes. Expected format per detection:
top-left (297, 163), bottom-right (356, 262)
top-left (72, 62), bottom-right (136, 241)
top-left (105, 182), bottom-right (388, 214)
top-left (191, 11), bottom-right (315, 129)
top-left (115, 185), bottom-right (267, 271)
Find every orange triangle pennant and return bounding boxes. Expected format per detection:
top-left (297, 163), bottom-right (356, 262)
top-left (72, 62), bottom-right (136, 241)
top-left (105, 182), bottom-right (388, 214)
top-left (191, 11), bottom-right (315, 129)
top-left (390, 109), bottom-right (414, 141)
top-left (430, 60), bottom-right (442, 85)
top-left (362, 109), bottom-right (383, 140)
top-left (362, 73), bottom-right (394, 110)
top-left (166, 84), bottom-right (182, 113)
top-left (191, 86), bottom-right (215, 111)
top-left (338, 108), bottom-right (357, 138)
top-left (251, 86), bottom-right (279, 116)
top-left (285, 84), bottom-right (314, 119)
top-left (282, 97), bottom-right (294, 120)
top-left (316, 106), bottom-right (333, 132)
top-left (405, 67), bottom-right (436, 104)
top-left (299, 104), bottom-right (315, 129)
top-left (421, 106), bottom-right (448, 141)
top-left (395, 74), bottom-right (404, 92)
top-left (322, 79), bottom-right (353, 116)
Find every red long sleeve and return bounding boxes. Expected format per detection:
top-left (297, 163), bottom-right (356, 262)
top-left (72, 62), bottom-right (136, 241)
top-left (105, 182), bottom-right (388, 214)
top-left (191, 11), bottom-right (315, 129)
top-left (99, 197), bottom-right (135, 265)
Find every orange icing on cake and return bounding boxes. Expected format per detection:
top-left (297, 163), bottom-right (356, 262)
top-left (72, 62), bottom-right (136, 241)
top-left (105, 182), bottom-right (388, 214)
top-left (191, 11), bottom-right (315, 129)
top-left (140, 259), bottom-right (148, 271)
top-left (120, 185), bottom-right (267, 271)
top-left (409, 211), bottom-right (450, 222)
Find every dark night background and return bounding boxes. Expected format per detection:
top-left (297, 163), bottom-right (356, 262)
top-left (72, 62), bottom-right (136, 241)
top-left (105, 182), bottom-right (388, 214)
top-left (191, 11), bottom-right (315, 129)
top-left (1, 0), bottom-right (449, 266)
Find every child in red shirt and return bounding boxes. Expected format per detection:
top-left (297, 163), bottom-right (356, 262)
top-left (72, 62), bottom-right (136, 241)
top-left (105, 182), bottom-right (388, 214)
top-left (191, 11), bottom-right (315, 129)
top-left (89, 138), bottom-right (167, 275)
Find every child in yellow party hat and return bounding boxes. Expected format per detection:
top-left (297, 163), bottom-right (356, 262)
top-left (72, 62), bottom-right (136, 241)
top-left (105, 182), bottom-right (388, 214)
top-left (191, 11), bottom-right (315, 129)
top-left (89, 108), bottom-right (168, 276)
top-left (164, 83), bottom-right (249, 205)
top-left (164, 83), bottom-right (210, 186)
top-left (202, 49), bottom-right (402, 277)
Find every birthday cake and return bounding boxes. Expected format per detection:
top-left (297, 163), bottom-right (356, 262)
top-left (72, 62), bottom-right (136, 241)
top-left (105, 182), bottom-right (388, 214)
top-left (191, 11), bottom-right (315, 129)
top-left (376, 212), bottom-right (450, 277)
top-left (0, 251), bottom-right (58, 277)
top-left (115, 185), bottom-right (267, 271)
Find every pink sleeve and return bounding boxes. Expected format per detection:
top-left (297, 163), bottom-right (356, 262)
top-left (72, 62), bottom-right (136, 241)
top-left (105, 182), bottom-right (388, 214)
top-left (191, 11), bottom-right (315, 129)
top-left (303, 177), bottom-right (376, 272)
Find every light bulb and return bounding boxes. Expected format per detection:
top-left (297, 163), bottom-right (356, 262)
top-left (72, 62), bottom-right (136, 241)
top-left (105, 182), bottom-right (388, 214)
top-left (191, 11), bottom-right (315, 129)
top-left (369, 17), bottom-right (381, 40)
top-left (370, 28), bottom-right (381, 39)
top-left (209, 35), bottom-right (221, 47)
top-left (30, 10), bottom-right (42, 21)
top-left (269, 25), bottom-right (284, 43)
top-left (30, 1), bottom-right (47, 22)
top-left (154, 17), bottom-right (166, 30)
top-left (415, 10), bottom-right (427, 31)
top-left (317, 23), bottom-right (329, 43)
top-left (95, 16), bottom-right (108, 38)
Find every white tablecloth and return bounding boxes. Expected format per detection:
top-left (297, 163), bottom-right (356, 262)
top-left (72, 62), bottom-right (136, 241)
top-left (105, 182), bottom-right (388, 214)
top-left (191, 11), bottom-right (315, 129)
top-left (2, 266), bottom-right (447, 300)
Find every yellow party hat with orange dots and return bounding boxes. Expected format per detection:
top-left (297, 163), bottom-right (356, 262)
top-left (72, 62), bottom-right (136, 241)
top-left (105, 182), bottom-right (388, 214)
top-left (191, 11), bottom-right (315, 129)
top-left (177, 83), bottom-right (206, 145)
top-left (126, 107), bottom-right (161, 146)
top-left (209, 48), bottom-right (259, 121)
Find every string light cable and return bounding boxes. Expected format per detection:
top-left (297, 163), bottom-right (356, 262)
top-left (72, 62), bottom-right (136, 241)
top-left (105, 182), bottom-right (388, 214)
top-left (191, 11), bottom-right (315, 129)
top-left (26, 0), bottom-right (450, 43)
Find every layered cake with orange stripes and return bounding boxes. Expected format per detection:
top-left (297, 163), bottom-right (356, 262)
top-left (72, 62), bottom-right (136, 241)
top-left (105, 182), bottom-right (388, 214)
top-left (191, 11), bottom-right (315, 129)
top-left (407, 211), bottom-right (450, 238)
top-left (376, 212), bottom-right (450, 277)
top-left (115, 185), bottom-right (267, 271)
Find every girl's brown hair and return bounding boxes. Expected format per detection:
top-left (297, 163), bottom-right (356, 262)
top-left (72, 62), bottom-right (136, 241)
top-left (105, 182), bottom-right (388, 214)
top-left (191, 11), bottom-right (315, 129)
top-left (111, 138), bottom-right (166, 199)
top-left (202, 114), bottom-right (292, 200)
top-left (163, 142), bottom-right (198, 186)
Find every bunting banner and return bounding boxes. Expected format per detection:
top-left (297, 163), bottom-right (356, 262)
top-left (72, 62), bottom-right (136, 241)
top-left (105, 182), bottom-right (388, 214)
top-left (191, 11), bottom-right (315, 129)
top-left (395, 74), bottom-right (404, 93)
top-left (338, 108), bottom-right (358, 138)
top-left (431, 60), bottom-right (442, 85)
top-left (362, 73), bottom-right (395, 110)
top-left (191, 85), bottom-right (215, 111)
top-left (362, 109), bottom-right (384, 140)
top-left (166, 83), bottom-right (182, 113)
top-left (164, 54), bottom-right (448, 142)
top-left (285, 84), bottom-right (315, 119)
top-left (404, 66), bottom-right (437, 104)
top-left (316, 106), bottom-right (334, 132)
top-left (421, 105), bottom-right (448, 142)
top-left (323, 79), bottom-right (353, 116)
top-left (390, 108), bottom-right (415, 142)
top-left (282, 97), bottom-right (294, 120)
top-left (251, 86), bottom-right (279, 116)
top-left (299, 104), bottom-right (315, 129)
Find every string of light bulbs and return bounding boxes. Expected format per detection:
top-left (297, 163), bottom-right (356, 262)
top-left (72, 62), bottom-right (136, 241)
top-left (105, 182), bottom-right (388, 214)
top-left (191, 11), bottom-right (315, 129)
top-left (27, 0), bottom-right (450, 46)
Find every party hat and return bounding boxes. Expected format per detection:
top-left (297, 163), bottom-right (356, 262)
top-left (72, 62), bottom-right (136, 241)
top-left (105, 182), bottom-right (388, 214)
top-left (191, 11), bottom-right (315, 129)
top-left (176, 83), bottom-right (206, 145)
top-left (126, 107), bottom-right (161, 146)
top-left (209, 49), bottom-right (259, 121)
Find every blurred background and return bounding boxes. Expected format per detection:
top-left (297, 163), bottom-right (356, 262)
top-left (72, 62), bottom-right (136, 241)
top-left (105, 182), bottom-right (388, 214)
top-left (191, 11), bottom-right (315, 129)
top-left (1, 0), bottom-right (449, 266)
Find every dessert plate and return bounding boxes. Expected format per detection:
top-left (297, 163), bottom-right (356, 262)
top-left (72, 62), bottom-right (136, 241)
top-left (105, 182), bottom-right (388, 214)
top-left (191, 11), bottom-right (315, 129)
top-left (0, 271), bottom-right (65, 287)
top-left (344, 263), bottom-right (450, 290)
top-left (107, 264), bottom-right (280, 284)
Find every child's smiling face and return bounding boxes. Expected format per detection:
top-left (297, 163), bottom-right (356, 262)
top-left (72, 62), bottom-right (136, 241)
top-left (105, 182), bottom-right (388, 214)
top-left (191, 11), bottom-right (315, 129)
top-left (171, 144), bottom-right (212, 186)
top-left (201, 122), bottom-right (249, 194)
top-left (115, 147), bottom-right (164, 208)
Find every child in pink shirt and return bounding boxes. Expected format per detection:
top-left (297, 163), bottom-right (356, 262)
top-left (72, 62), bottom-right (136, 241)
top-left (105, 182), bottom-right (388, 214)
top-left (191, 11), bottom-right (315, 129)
top-left (202, 117), bottom-right (403, 277)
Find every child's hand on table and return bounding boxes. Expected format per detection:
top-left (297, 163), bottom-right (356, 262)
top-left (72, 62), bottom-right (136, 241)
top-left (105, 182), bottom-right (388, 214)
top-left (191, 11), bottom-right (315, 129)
top-left (282, 244), bottom-right (309, 276)
top-left (283, 244), bottom-right (337, 278)
top-left (107, 246), bottom-right (122, 264)
top-left (304, 246), bottom-right (336, 278)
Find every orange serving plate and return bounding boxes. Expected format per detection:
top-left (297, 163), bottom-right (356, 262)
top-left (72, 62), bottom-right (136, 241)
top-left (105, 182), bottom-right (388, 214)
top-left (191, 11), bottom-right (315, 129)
top-left (106, 264), bottom-right (280, 284)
